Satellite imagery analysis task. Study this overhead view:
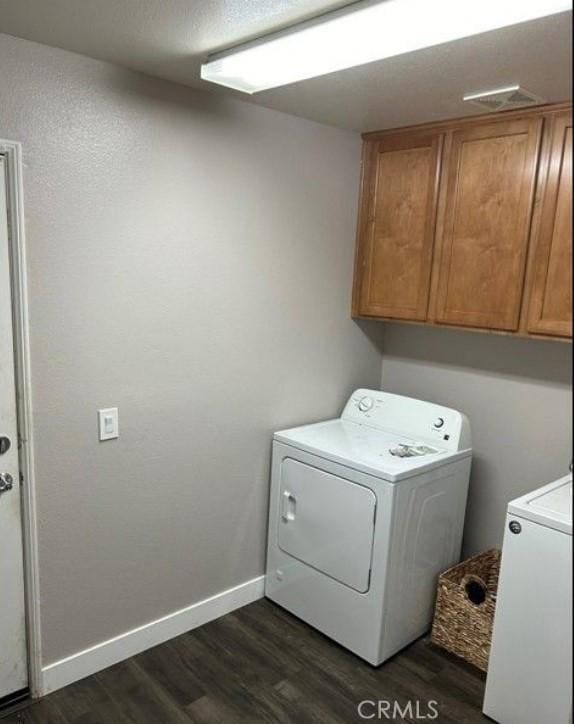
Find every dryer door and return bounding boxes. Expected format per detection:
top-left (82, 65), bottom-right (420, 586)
top-left (278, 458), bottom-right (376, 593)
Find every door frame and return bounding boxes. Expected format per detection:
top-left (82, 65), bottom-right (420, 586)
top-left (0, 139), bottom-right (42, 698)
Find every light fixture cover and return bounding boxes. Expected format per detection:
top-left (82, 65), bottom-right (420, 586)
top-left (201, 0), bottom-right (571, 94)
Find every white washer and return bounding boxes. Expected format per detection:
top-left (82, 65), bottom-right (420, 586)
top-left (483, 474), bottom-right (573, 724)
top-left (265, 388), bottom-right (472, 665)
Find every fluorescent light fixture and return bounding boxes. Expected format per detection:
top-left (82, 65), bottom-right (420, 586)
top-left (201, 0), bottom-right (571, 94)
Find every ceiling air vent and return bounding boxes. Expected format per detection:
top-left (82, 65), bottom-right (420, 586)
top-left (463, 85), bottom-right (544, 112)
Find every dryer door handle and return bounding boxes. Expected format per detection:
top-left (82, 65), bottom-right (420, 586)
top-left (281, 491), bottom-right (297, 522)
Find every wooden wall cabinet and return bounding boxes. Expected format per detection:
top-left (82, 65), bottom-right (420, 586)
top-left (434, 117), bottom-right (542, 331)
top-left (352, 104), bottom-right (572, 341)
top-left (356, 132), bottom-right (442, 320)
top-left (526, 111), bottom-right (573, 337)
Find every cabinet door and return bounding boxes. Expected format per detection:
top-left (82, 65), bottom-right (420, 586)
top-left (435, 118), bottom-right (542, 330)
top-left (358, 133), bottom-right (442, 320)
top-left (527, 112), bottom-right (572, 337)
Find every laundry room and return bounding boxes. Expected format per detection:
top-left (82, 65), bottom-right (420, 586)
top-left (0, 2), bottom-right (572, 723)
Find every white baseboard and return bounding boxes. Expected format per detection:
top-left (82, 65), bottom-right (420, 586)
top-left (41, 575), bottom-right (265, 695)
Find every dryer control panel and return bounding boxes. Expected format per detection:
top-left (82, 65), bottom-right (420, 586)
top-left (342, 389), bottom-right (471, 452)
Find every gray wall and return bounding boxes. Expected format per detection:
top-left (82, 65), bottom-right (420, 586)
top-left (0, 33), bottom-right (384, 665)
top-left (380, 324), bottom-right (572, 555)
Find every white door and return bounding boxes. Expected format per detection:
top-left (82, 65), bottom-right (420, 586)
top-left (0, 155), bottom-right (28, 700)
top-left (278, 458), bottom-right (376, 593)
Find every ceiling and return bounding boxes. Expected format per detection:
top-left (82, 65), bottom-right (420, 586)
top-left (0, 0), bottom-right (571, 131)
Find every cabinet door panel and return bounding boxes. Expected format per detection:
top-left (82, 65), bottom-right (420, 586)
top-left (358, 134), bottom-right (442, 320)
top-left (527, 112), bottom-right (572, 337)
top-left (436, 118), bottom-right (542, 330)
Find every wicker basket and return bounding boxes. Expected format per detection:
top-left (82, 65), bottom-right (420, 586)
top-left (430, 548), bottom-right (501, 672)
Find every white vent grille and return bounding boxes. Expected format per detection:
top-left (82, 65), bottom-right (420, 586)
top-left (463, 85), bottom-right (544, 112)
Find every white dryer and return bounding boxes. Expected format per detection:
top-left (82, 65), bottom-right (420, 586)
top-left (265, 388), bottom-right (472, 665)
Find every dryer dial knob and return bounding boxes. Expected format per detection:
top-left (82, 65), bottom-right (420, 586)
top-left (433, 417), bottom-right (445, 429)
top-left (358, 396), bottom-right (374, 412)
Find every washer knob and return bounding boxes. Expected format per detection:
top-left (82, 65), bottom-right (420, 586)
top-left (358, 396), bottom-right (374, 412)
top-left (433, 417), bottom-right (445, 428)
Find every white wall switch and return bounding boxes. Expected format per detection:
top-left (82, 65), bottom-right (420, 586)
top-left (98, 407), bottom-right (119, 441)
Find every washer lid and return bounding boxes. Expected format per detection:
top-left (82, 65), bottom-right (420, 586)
top-left (274, 419), bottom-right (470, 482)
top-left (508, 475), bottom-right (572, 535)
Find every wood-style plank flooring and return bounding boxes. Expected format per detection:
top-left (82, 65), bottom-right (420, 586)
top-left (2, 599), bottom-right (488, 723)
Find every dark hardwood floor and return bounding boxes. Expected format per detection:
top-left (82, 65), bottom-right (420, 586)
top-left (2, 599), bottom-right (488, 723)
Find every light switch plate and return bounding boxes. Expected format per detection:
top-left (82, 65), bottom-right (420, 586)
top-left (98, 407), bottom-right (119, 441)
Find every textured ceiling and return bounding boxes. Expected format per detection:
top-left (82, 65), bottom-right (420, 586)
top-left (0, 0), bottom-right (571, 131)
